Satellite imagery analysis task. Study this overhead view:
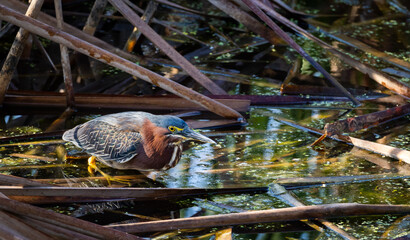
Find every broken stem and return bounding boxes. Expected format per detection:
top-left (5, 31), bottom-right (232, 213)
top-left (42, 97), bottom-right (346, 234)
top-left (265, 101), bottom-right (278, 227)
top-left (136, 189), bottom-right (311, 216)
top-left (242, 0), bottom-right (361, 106)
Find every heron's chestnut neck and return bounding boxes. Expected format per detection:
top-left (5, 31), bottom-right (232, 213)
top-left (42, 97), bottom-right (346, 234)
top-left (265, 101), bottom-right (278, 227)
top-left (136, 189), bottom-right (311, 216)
top-left (140, 119), bottom-right (182, 158)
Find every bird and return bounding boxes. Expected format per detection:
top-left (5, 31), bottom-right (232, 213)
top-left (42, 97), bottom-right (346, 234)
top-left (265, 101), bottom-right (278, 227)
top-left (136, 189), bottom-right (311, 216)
top-left (63, 111), bottom-right (215, 182)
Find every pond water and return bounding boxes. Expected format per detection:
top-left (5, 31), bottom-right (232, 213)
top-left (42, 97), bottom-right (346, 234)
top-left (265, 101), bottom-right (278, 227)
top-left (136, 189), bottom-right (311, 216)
top-left (0, 0), bottom-right (409, 239)
top-left (0, 102), bottom-right (408, 239)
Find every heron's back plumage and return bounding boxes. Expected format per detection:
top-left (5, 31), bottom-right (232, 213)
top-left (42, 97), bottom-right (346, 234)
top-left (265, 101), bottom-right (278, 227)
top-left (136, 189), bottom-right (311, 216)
top-left (63, 120), bottom-right (141, 164)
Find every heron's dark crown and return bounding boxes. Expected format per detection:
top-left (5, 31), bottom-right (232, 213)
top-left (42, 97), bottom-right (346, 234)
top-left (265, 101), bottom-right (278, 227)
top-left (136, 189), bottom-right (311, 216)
top-left (99, 111), bottom-right (188, 130)
top-left (155, 115), bottom-right (188, 130)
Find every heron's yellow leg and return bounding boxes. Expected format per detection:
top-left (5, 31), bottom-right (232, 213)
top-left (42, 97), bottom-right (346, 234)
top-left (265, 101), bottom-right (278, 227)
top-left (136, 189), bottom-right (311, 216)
top-left (87, 156), bottom-right (130, 185)
top-left (87, 156), bottom-right (97, 175)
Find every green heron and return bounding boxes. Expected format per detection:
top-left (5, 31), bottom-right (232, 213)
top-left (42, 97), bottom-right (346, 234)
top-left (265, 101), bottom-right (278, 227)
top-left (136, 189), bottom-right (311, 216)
top-left (63, 111), bottom-right (215, 181)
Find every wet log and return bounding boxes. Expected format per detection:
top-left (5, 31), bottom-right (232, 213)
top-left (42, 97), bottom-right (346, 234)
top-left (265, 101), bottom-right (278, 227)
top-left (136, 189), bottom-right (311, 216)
top-left (54, 0), bottom-right (75, 108)
top-left (280, 58), bottom-right (301, 90)
top-left (21, 91), bottom-right (377, 108)
top-left (348, 147), bottom-right (410, 175)
top-left (7, 186), bottom-right (267, 204)
top-left (324, 103), bottom-right (410, 136)
top-left (109, 0), bottom-right (227, 95)
top-left (194, 198), bottom-right (247, 214)
top-left (106, 203), bottom-right (410, 233)
top-left (22, 217), bottom-right (99, 240)
top-left (382, 68), bottom-right (410, 79)
top-left (273, 115), bottom-right (410, 163)
top-left (0, 197), bottom-right (141, 239)
top-left (198, 185), bottom-right (356, 239)
top-left (0, 173), bottom-right (50, 187)
top-left (0, 223), bottom-right (26, 240)
top-left (348, 137), bottom-right (410, 164)
top-left (0, 3), bottom-right (243, 119)
top-left (9, 196), bottom-right (135, 205)
top-left (32, 35), bottom-right (58, 72)
top-left (154, 0), bottom-right (224, 17)
top-left (0, 0), bottom-right (139, 62)
top-left (281, 85), bottom-right (387, 98)
top-left (0, 193), bottom-right (54, 240)
top-left (0, 210), bottom-right (55, 240)
top-left (117, 0), bottom-right (210, 46)
top-left (210, 93), bottom-right (386, 103)
top-left (209, 94), bottom-right (315, 105)
top-left (10, 89), bottom-right (350, 105)
top-left (35, 175), bottom-right (146, 185)
top-left (269, 183), bottom-right (357, 240)
top-left (0, 0), bottom-right (44, 105)
top-left (275, 174), bottom-right (409, 189)
top-left (0, 186), bottom-right (267, 200)
top-left (45, 107), bottom-right (75, 132)
top-left (369, 95), bottom-right (408, 105)
top-left (208, 0), bottom-right (285, 46)
top-left (326, 33), bottom-right (410, 72)
top-left (241, 0), bottom-right (361, 106)
top-left (124, 0), bottom-right (158, 52)
top-left (256, 0), bottom-right (410, 97)
top-left (82, 0), bottom-right (107, 35)
top-left (0, 133), bottom-right (65, 145)
top-left (4, 93), bottom-right (250, 112)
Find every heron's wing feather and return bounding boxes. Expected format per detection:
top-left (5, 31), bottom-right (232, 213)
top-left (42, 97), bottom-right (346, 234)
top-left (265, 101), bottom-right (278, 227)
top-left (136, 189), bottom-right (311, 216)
top-left (64, 120), bottom-right (141, 163)
top-left (96, 112), bottom-right (154, 132)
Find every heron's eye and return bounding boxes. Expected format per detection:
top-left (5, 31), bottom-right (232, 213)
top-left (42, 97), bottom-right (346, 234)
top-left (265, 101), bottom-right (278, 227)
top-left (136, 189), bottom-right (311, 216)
top-left (168, 126), bottom-right (184, 132)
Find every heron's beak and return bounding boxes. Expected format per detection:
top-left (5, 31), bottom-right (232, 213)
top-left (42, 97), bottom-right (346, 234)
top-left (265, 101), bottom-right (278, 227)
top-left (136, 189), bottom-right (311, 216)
top-left (182, 128), bottom-right (216, 144)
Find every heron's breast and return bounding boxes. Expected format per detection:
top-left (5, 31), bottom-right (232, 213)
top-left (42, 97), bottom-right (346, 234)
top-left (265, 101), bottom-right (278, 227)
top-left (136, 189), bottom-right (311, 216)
top-left (162, 144), bottom-right (183, 170)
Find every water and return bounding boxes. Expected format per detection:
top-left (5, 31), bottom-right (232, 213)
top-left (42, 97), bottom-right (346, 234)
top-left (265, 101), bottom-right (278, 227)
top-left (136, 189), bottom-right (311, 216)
top-left (0, 0), bottom-right (409, 238)
top-left (1, 103), bottom-right (408, 239)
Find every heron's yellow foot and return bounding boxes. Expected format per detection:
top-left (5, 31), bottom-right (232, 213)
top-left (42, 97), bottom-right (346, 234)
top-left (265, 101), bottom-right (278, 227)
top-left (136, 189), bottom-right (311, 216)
top-left (87, 156), bottom-right (130, 186)
top-left (87, 156), bottom-right (97, 175)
